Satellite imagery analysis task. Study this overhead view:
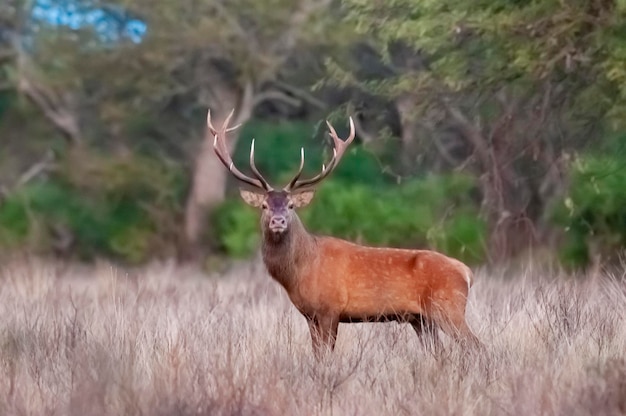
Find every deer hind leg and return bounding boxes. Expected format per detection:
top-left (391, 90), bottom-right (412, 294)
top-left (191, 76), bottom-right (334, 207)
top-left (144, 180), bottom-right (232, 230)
top-left (432, 291), bottom-right (481, 349)
top-left (306, 315), bottom-right (339, 359)
top-left (411, 314), bottom-right (441, 353)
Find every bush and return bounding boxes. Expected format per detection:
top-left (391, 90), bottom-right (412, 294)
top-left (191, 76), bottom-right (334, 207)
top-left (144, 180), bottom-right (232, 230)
top-left (0, 194), bottom-right (30, 247)
top-left (552, 152), bottom-right (626, 267)
top-left (212, 198), bottom-right (261, 258)
top-left (234, 120), bottom-right (390, 187)
top-left (212, 173), bottom-right (486, 263)
top-left (0, 153), bottom-right (185, 263)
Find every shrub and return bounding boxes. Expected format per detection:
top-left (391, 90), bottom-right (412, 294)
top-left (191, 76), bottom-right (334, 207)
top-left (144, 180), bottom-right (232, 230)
top-left (0, 153), bottom-right (184, 263)
top-left (212, 199), bottom-right (261, 258)
top-left (234, 120), bottom-right (390, 187)
top-left (552, 152), bottom-right (626, 267)
top-left (0, 193), bottom-right (31, 247)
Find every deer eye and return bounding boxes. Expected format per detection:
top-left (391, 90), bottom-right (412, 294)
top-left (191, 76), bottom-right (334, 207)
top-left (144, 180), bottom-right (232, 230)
top-left (287, 201), bottom-right (294, 209)
top-left (261, 202), bottom-right (269, 210)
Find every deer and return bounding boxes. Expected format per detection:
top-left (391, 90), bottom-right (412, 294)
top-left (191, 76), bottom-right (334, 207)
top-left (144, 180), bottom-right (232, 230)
top-left (209, 109), bottom-right (481, 358)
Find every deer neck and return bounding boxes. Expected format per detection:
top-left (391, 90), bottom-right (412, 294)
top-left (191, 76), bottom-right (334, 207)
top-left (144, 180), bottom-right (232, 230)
top-left (261, 214), bottom-right (316, 290)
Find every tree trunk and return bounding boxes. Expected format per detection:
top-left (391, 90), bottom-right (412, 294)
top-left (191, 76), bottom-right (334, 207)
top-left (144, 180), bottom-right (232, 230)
top-left (445, 101), bottom-right (537, 261)
top-left (180, 79), bottom-right (255, 262)
top-left (182, 119), bottom-right (242, 261)
top-left (395, 93), bottom-right (419, 172)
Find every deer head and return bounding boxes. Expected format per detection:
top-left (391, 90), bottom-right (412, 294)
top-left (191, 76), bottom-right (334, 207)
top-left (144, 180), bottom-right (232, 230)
top-left (208, 109), bottom-right (355, 240)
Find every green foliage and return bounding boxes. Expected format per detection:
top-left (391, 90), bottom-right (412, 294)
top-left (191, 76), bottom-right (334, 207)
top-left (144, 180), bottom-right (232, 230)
top-left (0, 196), bottom-right (30, 247)
top-left (61, 152), bottom-right (185, 204)
top-left (552, 147), bottom-right (626, 267)
top-left (235, 120), bottom-right (390, 187)
top-left (427, 213), bottom-right (487, 264)
top-left (0, 154), bottom-right (185, 263)
top-left (212, 173), bottom-right (486, 263)
top-left (0, 92), bottom-right (14, 119)
top-left (342, 0), bottom-right (626, 92)
top-left (212, 199), bottom-right (261, 258)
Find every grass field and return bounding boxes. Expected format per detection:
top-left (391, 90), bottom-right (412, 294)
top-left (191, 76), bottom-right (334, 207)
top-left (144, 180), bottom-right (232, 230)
top-left (0, 257), bottom-right (625, 415)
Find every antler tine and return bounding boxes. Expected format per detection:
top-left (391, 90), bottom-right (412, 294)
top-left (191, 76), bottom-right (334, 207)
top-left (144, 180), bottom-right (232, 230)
top-left (208, 109), bottom-right (232, 135)
top-left (287, 117), bottom-right (355, 192)
top-left (249, 139), bottom-right (273, 190)
top-left (283, 147), bottom-right (305, 192)
top-left (209, 109), bottom-right (271, 191)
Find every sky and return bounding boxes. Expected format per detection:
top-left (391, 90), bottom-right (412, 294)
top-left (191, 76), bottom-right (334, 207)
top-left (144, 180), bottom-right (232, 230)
top-left (31, 0), bottom-right (147, 43)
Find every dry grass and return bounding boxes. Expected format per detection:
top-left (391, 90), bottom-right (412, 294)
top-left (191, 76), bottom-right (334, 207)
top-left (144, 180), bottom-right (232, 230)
top-left (0, 257), bottom-right (625, 416)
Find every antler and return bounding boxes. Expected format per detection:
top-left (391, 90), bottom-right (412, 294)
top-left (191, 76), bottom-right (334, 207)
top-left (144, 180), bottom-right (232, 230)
top-left (284, 117), bottom-right (355, 192)
top-left (208, 109), bottom-right (273, 191)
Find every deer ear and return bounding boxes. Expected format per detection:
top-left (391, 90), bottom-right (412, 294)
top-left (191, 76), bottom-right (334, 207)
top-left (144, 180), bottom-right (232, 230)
top-left (292, 190), bottom-right (315, 208)
top-left (239, 189), bottom-right (265, 208)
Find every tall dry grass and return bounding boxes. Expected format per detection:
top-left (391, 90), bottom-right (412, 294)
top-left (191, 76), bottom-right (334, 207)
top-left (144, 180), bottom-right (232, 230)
top-left (0, 257), bottom-right (625, 415)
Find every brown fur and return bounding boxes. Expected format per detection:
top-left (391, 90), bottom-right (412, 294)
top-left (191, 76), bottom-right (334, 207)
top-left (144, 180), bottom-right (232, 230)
top-left (210, 111), bottom-right (479, 358)
top-left (254, 192), bottom-right (480, 358)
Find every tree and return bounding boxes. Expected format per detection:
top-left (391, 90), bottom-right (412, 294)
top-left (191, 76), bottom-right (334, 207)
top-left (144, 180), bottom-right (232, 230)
top-left (84, 0), bottom-right (355, 261)
top-left (334, 0), bottom-right (626, 260)
top-left (2, 0), bottom-right (358, 261)
top-left (1, 0), bottom-right (93, 199)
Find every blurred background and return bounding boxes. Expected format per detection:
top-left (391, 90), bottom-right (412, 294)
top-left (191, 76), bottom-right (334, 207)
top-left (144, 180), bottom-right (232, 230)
top-left (1, 0), bottom-right (625, 269)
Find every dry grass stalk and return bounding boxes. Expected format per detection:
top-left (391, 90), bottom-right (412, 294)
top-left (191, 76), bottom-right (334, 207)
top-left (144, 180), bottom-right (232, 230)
top-left (0, 258), bottom-right (624, 415)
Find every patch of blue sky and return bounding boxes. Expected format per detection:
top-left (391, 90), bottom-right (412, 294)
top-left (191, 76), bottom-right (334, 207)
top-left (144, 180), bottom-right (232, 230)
top-left (32, 0), bottom-right (147, 43)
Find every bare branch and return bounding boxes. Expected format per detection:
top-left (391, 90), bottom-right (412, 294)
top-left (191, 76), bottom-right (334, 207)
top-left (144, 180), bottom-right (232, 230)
top-left (271, 0), bottom-right (333, 54)
top-left (253, 89), bottom-right (302, 108)
top-left (272, 80), bottom-right (327, 110)
top-left (0, 150), bottom-right (57, 202)
top-left (349, 112), bottom-right (377, 144)
top-left (259, 0), bottom-right (333, 82)
top-left (15, 149), bottom-right (56, 188)
top-left (441, 99), bottom-right (490, 170)
top-left (431, 135), bottom-right (462, 166)
top-left (15, 51), bottom-right (82, 145)
top-left (211, 1), bottom-right (259, 56)
top-left (233, 80), bottom-right (255, 126)
top-left (18, 75), bottom-right (82, 145)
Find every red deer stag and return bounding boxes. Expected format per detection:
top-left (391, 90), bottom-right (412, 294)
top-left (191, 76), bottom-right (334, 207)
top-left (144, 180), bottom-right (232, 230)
top-left (209, 109), bottom-right (480, 358)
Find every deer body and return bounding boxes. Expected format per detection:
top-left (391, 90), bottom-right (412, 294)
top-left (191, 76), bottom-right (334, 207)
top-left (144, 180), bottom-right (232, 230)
top-left (209, 110), bottom-right (480, 358)
top-left (264, 226), bottom-right (472, 319)
top-left (260, 211), bottom-right (477, 354)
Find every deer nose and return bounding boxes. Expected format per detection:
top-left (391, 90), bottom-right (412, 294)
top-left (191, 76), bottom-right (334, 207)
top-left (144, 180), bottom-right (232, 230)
top-left (269, 216), bottom-right (287, 231)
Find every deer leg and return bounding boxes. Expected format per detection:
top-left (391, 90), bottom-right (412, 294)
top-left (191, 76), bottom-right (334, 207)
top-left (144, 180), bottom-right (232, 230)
top-left (411, 314), bottom-right (441, 353)
top-left (307, 315), bottom-right (339, 359)
top-left (433, 296), bottom-right (481, 349)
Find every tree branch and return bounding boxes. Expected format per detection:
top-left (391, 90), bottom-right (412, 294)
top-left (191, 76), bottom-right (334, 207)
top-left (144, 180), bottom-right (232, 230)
top-left (18, 75), bottom-right (82, 145)
top-left (14, 150), bottom-right (56, 189)
top-left (441, 99), bottom-right (490, 170)
top-left (253, 89), bottom-right (302, 108)
top-left (431, 134), bottom-right (463, 166)
top-left (212, 1), bottom-right (259, 56)
top-left (272, 80), bottom-right (327, 109)
top-left (259, 0), bottom-right (333, 82)
top-left (349, 111), bottom-right (377, 144)
top-left (16, 52), bottom-right (82, 145)
top-left (0, 150), bottom-right (57, 201)
top-left (233, 80), bottom-right (255, 126)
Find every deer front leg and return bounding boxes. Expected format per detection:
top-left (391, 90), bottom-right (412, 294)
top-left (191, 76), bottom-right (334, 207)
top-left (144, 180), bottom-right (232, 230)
top-left (306, 314), bottom-right (338, 359)
top-left (411, 314), bottom-right (442, 354)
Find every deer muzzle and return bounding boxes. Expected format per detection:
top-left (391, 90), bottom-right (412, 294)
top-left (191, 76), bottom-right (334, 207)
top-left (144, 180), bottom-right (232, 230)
top-left (269, 215), bottom-right (288, 233)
